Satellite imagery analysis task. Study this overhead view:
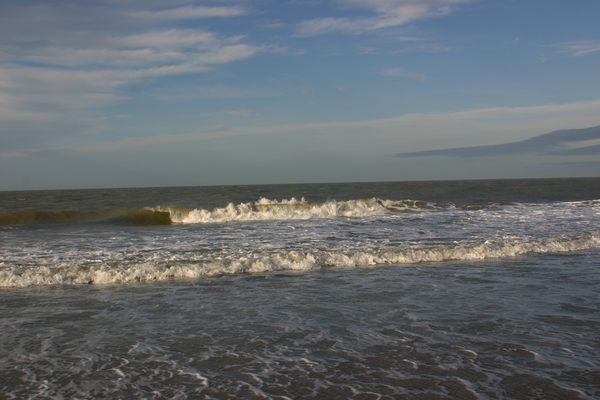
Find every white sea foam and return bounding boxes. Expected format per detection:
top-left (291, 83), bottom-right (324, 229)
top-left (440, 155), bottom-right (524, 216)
top-left (2, 235), bottom-right (598, 288)
top-left (154, 198), bottom-right (417, 224)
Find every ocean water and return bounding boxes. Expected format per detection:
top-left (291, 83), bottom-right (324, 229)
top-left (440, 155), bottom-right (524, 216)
top-left (0, 178), bottom-right (599, 399)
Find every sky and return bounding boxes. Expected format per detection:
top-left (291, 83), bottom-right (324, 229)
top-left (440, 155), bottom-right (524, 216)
top-left (1, 0), bottom-right (599, 191)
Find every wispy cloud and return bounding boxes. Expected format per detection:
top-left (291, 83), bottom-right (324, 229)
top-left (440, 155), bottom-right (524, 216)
top-left (382, 67), bottom-right (430, 81)
top-left (538, 161), bottom-right (600, 169)
top-left (0, 2), bottom-right (272, 153)
top-left (556, 40), bottom-right (600, 57)
top-left (395, 125), bottom-right (600, 158)
top-left (297, 0), bottom-right (471, 36)
top-left (3, 29), bottom-right (264, 71)
top-left (0, 30), bottom-right (268, 126)
top-left (148, 85), bottom-right (284, 101)
top-left (73, 100), bottom-right (600, 154)
top-left (226, 109), bottom-right (252, 118)
top-left (551, 144), bottom-right (600, 156)
top-left (132, 5), bottom-right (249, 20)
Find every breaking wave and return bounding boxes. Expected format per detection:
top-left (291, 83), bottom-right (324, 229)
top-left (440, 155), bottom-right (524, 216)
top-left (2, 235), bottom-right (597, 288)
top-left (0, 197), bottom-right (471, 226)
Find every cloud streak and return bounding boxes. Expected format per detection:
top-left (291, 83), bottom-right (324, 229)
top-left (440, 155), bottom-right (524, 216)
top-left (67, 101), bottom-right (600, 154)
top-left (0, 33), bottom-right (267, 124)
top-left (395, 125), bottom-right (600, 158)
top-left (132, 5), bottom-right (249, 20)
top-left (297, 0), bottom-right (471, 35)
top-left (557, 40), bottom-right (600, 57)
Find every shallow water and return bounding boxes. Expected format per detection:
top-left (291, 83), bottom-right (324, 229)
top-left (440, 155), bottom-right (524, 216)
top-left (2, 252), bottom-right (599, 399)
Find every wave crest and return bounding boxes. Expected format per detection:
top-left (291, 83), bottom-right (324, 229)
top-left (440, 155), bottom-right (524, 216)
top-left (162, 197), bottom-right (464, 224)
top-left (166, 197), bottom-right (392, 224)
top-left (0, 198), bottom-right (496, 226)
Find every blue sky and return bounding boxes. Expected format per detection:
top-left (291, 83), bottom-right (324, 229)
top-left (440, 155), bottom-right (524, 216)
top-left (1, 0), bottom-right (599, 190)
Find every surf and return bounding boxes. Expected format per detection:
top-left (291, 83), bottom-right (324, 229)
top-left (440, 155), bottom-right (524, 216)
top-left (2, 234), bottom-right (597, 288)
top-left (0, 197), bottom-right (436, 226)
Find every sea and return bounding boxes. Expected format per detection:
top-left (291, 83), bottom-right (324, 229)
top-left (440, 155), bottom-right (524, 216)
top-left (0, 178), bottom-right (599, 399)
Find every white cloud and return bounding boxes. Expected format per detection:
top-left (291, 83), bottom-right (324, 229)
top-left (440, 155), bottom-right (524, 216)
top-left (557, 40), bottom-right (600, 57)
top-left (297, 0), bottom-right (471, 35)
top-left (0, 27), bottom-right (268, 127)
top-left (0, 2), bottom-right (271, 153)
top-left (382, 67), bottom-right (430, 81)
top-left (2, 30), bottom-right (261, 69)
top-left (114, 29), bottom-right (220, 49)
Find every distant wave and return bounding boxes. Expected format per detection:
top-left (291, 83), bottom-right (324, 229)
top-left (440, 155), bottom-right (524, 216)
top-left (0, 197), bottom-right (487, 226)
top-left (2, 235), bottom-right (597, 288)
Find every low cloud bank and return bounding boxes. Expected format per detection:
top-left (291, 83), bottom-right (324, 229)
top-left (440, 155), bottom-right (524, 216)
top-left (395, 125), bottom-right (600, 158)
